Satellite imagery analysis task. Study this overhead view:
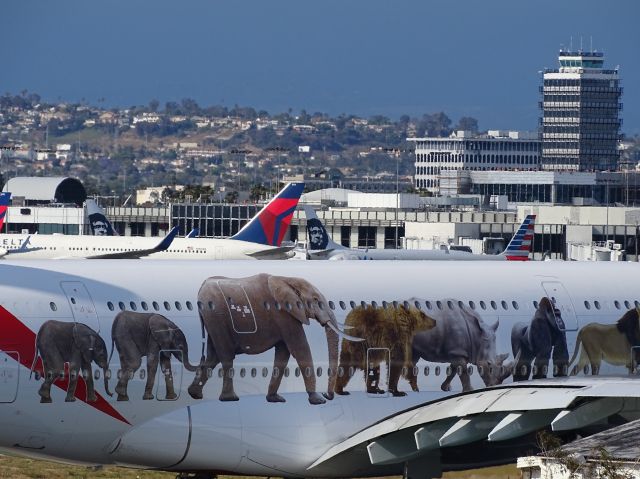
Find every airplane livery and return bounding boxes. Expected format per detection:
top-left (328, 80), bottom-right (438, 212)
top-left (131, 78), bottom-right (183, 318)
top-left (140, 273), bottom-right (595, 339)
top-left (0, 260), bottom-right (639, 478)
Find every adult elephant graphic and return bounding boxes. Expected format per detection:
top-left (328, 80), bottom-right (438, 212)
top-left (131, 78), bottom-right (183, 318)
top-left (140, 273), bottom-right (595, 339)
top-left (31, 320), bottom-right (111, 403)
top-left (411, 301), bottom-right (514, 392)
top-left (188, 274), bottom-right (349, 405)
top-left (511, 297), bottom-right (569, 381)
top-left (110, 311), bottom-right (199, 401)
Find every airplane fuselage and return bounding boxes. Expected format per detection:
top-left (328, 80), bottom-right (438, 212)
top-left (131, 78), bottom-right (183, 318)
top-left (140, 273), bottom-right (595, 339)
top-left (0, 260), bottom-right (638, 477)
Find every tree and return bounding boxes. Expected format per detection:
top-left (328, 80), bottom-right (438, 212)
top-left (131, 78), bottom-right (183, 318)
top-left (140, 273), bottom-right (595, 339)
top-left (454, 116), bottom-right (479, 133)
top-left (225, 190), bottom-right (239, 203)
top-left (148, 99), bottom-right (160, 113)
top-left (415, 112), bottom-right (452, 137)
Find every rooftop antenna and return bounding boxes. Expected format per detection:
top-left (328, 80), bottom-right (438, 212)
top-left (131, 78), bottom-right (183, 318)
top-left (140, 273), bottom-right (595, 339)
top-left (570, 36), bottom-right (573, 51)
top-left (580, 36), bottom-right (583, 52)
top-left (590, 36), bottom-right (593, 53)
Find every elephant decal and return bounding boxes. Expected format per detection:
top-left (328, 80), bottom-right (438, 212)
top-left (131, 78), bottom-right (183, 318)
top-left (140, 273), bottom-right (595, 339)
top-left (30, 320), bottom-right (112, 403)
top-left (335, 303), bottom-right (435, 396)
top-left (109, 311), bottom-right (199, 401)
top-left (411, 301), bottom-right (514, 392)
top-left (511, 297), bottom-right (569, 381)
top-left (568, 307), bottom-right (640, 375)
top-left (188, 274), bottom-right (353, 405)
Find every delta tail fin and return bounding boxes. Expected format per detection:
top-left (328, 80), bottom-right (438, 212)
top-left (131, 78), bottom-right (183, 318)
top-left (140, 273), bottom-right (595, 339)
top-left (0, 192), bottom-right (10, 232)
top-left (231, 182), bottom-right (304, 246)
top-left (304, 206), bottom-right (345, 252)
top-left (86, 199), bottom-right (117, 236)
top-left (502, 214), bottom-right (536, 261)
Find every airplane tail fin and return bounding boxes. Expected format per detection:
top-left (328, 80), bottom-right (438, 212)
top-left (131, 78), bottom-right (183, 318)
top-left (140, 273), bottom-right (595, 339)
top-left (502, 214), bottom-right (536, 261)
top-left (0, 192), bottom-right (10, 232)
top-left (86, 199), bottom-right (118, 236)
top-left (304, 206), bottom-right (344, 252)
top-left (186, 228), bottom-right (199, 238)
top-left (230, 182), bottom-right (304, 246)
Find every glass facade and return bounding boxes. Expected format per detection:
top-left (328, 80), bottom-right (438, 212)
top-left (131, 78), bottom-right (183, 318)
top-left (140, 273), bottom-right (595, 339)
top-left (171, 204), bottom-right (260, 238)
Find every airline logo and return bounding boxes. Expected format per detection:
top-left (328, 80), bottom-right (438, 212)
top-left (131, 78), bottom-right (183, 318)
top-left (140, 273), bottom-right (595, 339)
top-left (307, 218), bottom-right (329, 250)
top-left (232, 183), bottom-right (304, 246)
top-left (86, 199), bottom-right (116, 236)
top-left (0, 306), bottom-right (129, 424)
top-left (505, 214), bottom-right (536, 261)
top-left (0, 192), bottom-right (10, 232)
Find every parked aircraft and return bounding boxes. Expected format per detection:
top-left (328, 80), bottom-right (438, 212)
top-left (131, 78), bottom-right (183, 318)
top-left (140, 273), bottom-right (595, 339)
top-left (0, 192), bottom-right (9, 232)
top-left (0, 259), bottom-right (638, 478)
top-left (86, 199), bottom-right (117, 236)
top-left (0, 183), bottom-right (304, 260)
top-left (304, 206), bottom-right (536, 260)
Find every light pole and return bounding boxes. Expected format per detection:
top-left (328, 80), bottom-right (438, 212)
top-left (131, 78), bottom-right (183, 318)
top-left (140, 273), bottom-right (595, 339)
top-left (384, 147), bottom-right (411, 249)
top-left (266, 146), bottom-right (289, 195)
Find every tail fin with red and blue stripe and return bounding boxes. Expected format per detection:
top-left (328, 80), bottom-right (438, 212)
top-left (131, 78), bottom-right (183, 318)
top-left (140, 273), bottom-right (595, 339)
top-left (231, 183), bottom-right (304, 246)
top-left (503, 214), bottom-right (536, 261)
top-left (0, 192), bottom-right (10, 232)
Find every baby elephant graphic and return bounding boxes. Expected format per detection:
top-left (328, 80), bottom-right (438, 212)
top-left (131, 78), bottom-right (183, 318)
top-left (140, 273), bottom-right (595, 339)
top-left (31, 320), bottom-right (112, 403)
top-left (110, 311), bottom-right (199, 401)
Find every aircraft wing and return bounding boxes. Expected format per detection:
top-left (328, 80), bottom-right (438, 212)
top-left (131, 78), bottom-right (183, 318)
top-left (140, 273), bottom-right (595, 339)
top-left (84, 226), bottom-right (180, 259)
top-left (245, 245), bottom-right (296, 260)
top-left (307, 377), bottom-right (640, 476)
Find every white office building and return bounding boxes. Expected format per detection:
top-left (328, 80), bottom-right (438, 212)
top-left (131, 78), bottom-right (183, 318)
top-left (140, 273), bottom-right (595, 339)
top-left (409, 130), bottom-right (541, 195)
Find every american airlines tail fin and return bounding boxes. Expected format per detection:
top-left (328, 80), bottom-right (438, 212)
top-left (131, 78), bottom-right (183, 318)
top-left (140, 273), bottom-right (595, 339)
top-left (502, 214), bottom-right (536, 261)
top-left (231, 182), bottom-right (304, 246)
top-left (304, 206), bottom-right (344, 253)
top-left (86, 199), bottom-right (117, 236)
top-left (0, 192), bottom-right (10, 232)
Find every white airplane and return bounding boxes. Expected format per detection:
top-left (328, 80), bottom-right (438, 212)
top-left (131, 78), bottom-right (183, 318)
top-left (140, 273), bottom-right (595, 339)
top-left (304, 206), bottom-right (536, 261)
top-left (0, 183), bottom-right (304, 260)
top-left (0, 259), bottom-right (638, 478)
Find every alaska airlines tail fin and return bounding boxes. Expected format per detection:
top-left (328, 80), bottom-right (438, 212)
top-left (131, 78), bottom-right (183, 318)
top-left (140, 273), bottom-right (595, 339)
top-left (304, 206), bottom-right (345, 252)
top-left (230, 182), bottom-right (304, 246)
top-left (502, 214), bottom-right (536, 261)
top-left (86, 199), bottom-right (117, 236)
top-left (0, 192), bottom-right (10, 232)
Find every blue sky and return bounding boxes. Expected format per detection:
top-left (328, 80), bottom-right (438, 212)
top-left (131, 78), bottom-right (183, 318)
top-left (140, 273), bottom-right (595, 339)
top-left (2, 0), bottom-right (638, 134)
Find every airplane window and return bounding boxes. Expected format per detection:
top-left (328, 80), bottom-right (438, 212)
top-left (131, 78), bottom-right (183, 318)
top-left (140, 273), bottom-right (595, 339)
top-left (285, 301), bottom-right (292, 311)
top-left (435, 366), bottom-right (441, 376)
top-left (263, 301), bottom-right (270, 311)
top-left (130, 301), bottom-right (137, 311)
top-left (458, 301), bottom-right (464, 309)
top-left (625, 300), bottom-right (631, 309)
top-left (251, 368), bottom-right (257, 378)
top-left (447, 300), bottom-right (453, 310)
top-left (296, 300), bottom-right (302, 309)
top-left (490, 301), bottom-right (497, 310)
top-left (329, 301), bottom-right (335, 310)
top-left (275, 301), bottom-right (281, 311)
top-left (94, 369), bottom-right (100, 380)
top-left (414, 301), bottom-right (422, 310)
top-left (218, 369), bottom-right (224, 378)
top-left (118, 301), bottom-right (125, 311)
top-left (583, 365), bottom-right (590, 375)
top-left (262, 367), bottom-right (268, 378)
top-left (140, 369), bottom-right (146, 380)
top-left (316, 367), bottom-right (322, 377)
top-left (284, 367), bottom-right (289, 377)
top-left (307, 300), bottom-right (313, 309)
top-left (404, 301), bottom-right (410, 309)
top-left (446, 366), bottom-right (452, 376)
top-left (501, 301), bottom-right (508, 310)
top-left (348, 367), bottom-right (355, 378)
top-left (392, 301), bottom-right (399, 309)
top-left (107, 302), bottom-right (114, 311)
top-left (186, 301), bottom-right (193, 311)
top-left (423, 366), bottom-right (429, 376)
top-left (304, 367), bottom-right (312, 378)
top-left (456, 365), bottom-right (463, 375)
top-left (512, 301), bottom-right (519, 310)
top-left (227, 368), bottom-right (235, 379)
top-left (152, 301), bottom-right (160, 311)
top-left (240, 368), bottom-right (246, 378)
top-left (319, 301), bottom-right (325, 310)
top-left (469, 301), bottom-right (475, 310)
top-left (479, 301), bottom-right (486, 310)
top-left (533, 300), bottom-right (539, 309)
top-left (477, 365), bottom-right (483, 376)
top-left (584, 301), bottom-right (591, 310)
top-left (163, 301), bottom-right (171, 311)
top-left (413, 366), bottom-right (419, 377)
top-left (197, 301), bottom-right (204, 310)
top-left (436, 301), bottom-right (443, 310)
top-left (272, 367), bottom-right (279, 378)
top-left (208, 301), bottom-right (214, 311)
top-left (635, 301), bottom-right (640, 308)
top-left (401, 366), bottom-right (408, 377)
top-left (614, 301), bottom-right (621, 310)
top-left (338, 367), bottom-right (344, 377)
top-left (175, 302), bottom-right (182, 311)
top-left (295, 367), bottom-right (301, 377)
top-left (553, 365), bottom-right (558, 376)
top-left (531, 365), bottom-right (537, 376)
top-left (371, 301), bottom-right (378, 309)
top-left (105, 369), bottom-right (111, 380)
top-left (70, 297), bottom-right (76, 305)
top-left (467, 365), bottom-right (473, 375)
top-left (339, 301), bottom-right (346, 310)
top-left (594, 301), bottom-right (601, 310)
top-left (425, 301), bottom-right (432, 310)
top-left (349, 301), bottom-right (356, 309)
top-left (141, 301), bottom-right (149, 311)
top-left (360, 301), bottom-right (366, 308)
top-left (49, 302), bottom-right (57, 311)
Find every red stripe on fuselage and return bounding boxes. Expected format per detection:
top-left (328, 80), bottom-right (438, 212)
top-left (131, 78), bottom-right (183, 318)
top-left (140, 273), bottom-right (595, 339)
top-left (0, 306), bottom-right (129, 425)
top-left (505, 255), bottom-right (530, 261)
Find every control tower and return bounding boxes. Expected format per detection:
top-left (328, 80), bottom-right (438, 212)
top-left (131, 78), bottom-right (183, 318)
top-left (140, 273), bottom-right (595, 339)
top-left (540, 50), bottom-right (622, 171)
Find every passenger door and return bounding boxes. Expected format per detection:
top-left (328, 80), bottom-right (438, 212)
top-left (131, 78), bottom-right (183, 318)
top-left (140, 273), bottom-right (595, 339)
top-left (0, 351), bottom-right (19, 403)
top-left (541, 281), bottom-right (578, 331)
top-left (59, 281), bottom-right (100, 332)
